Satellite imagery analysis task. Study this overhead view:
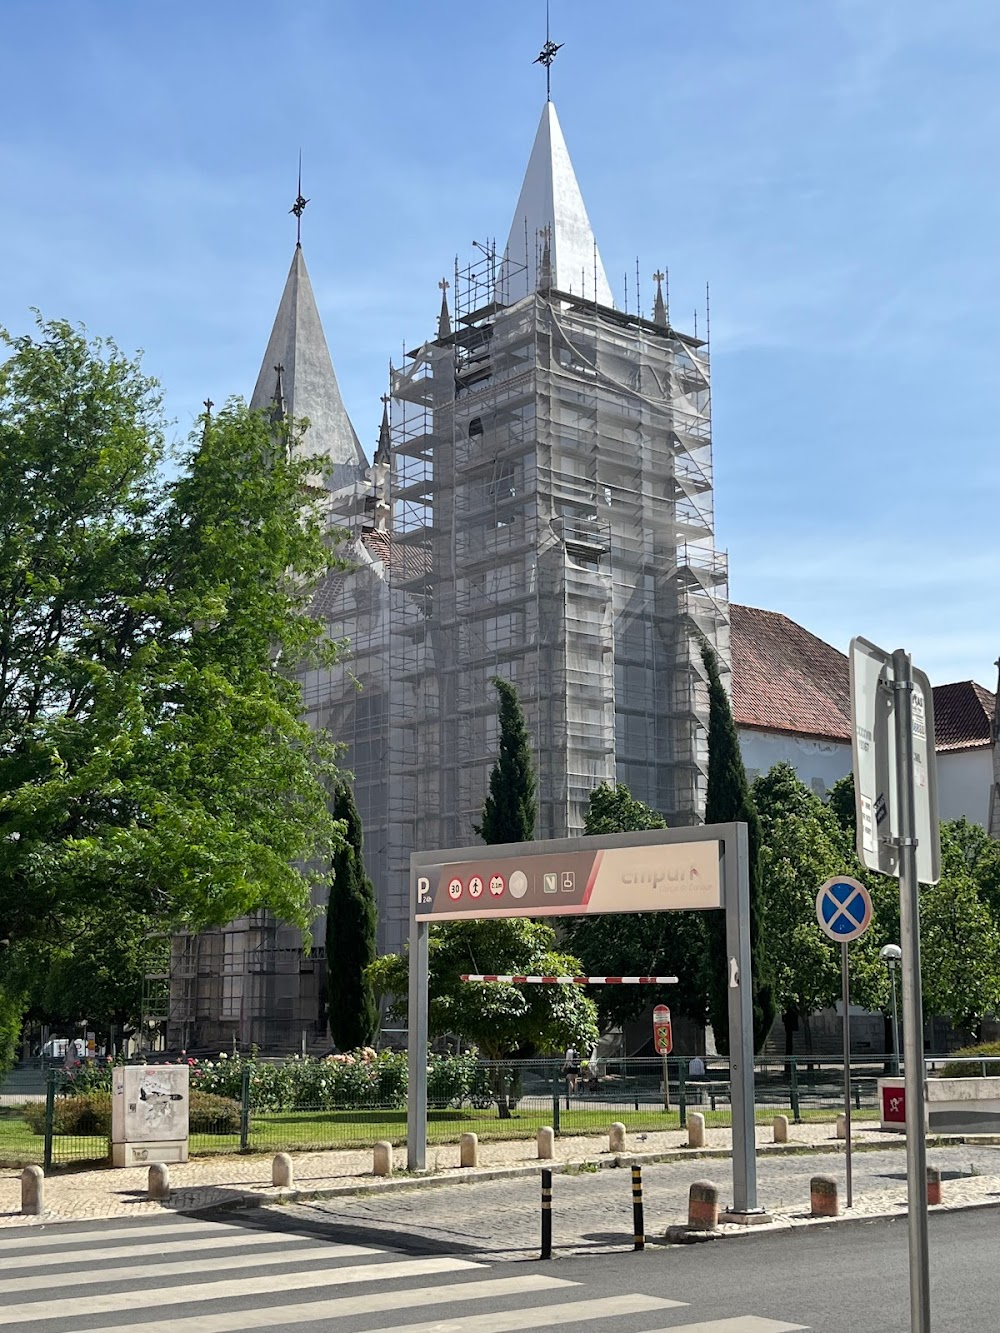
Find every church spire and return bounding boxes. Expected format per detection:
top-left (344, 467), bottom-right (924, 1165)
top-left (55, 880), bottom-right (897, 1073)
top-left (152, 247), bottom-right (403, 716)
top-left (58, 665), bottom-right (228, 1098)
top-left (495, 101), bottom-right (613, 308)
top-left (652, 270), bottom-right (668, 328)
top-left (437, 278), bottom-right (452, 339)
top-left (251, 242), bottom-right (367, 489)
top-left (374, 394), bottom-right (391, 466)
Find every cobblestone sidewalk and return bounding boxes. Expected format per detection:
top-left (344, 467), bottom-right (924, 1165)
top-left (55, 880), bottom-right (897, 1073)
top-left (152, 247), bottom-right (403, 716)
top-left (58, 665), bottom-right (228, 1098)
top-left (278, 1143), bottom-right (1000, 1260)
top-left (0, 1119), bottom-right (972, 1229)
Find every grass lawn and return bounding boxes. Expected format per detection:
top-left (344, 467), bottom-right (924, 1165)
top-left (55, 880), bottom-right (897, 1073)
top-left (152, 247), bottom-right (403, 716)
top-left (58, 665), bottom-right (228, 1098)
top-left (0, 1100), bottom-right (879, 1166)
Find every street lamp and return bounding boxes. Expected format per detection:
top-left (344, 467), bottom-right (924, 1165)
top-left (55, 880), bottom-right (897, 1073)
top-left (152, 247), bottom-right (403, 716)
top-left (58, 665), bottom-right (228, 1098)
top-left (880, 943), bottom-right (903, 1075)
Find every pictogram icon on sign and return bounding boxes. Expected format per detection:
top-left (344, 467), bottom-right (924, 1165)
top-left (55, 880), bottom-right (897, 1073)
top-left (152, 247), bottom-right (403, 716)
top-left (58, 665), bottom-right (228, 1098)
top-left (543, 872), bottom-right (558, 894)
top-left (468, 875), bottom-right (484, 899)
top-left (509, 870), bottom-right (528, 899)
top-left (815, 876), bottom-right (872, 943)
top-left (447, 877), bottom-right (463, 901)
top-left (489, 874), bottom-right (505, 896)
top-left (561, 871), bottom-right (575, 892)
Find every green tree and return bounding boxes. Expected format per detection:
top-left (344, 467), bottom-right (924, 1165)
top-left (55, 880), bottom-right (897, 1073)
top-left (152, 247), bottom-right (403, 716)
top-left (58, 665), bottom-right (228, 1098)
top-left (827, 773), bottom-right (857, 840)
top-left (563, 782), bottom-right (707, 1030)
top-left (325, 780), bottom-right (378, 1051)
top-left (369, 918), bottom-right (597, 1062)
top-left (700, 641), bottom-right (776, 1053)
top-left (0, 318), bottom-right (346, 1053)
top-left (474, 677), bottom-right (537, 844)
top-left (753, 764), bottom-right (847, 1055)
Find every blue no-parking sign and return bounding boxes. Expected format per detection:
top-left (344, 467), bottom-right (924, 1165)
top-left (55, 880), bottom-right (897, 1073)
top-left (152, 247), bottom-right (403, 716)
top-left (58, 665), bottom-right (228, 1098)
top-left (815, 876), bottom-right (873, 943)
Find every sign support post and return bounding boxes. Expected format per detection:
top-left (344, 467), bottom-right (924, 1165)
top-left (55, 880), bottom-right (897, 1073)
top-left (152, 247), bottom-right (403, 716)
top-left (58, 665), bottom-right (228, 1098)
top-left (724, 821), bottom-right (757, 1219)
top-left (892, 648), bottom-right (931, 1333)
top-left (406, 913), bottom-right (430, 1172)
top-left (841, 940), bottom-right (853, 1209)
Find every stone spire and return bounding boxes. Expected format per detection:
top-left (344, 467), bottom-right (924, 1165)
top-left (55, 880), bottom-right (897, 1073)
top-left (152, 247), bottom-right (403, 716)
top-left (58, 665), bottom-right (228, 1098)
top-left (250, 245), bottom-right (367, 489)
top-left (652, 270), bottom-right (668, 329)
top-left (437, 278), bottom-right (452, 339)
top-left (496, 101), bottom-right (613, 308)
top-left (374, 394), bottom-right (391, 466)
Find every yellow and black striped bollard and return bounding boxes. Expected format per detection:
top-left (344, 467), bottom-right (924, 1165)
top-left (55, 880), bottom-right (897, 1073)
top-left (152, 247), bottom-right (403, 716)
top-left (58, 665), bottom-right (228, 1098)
top-left (541, 1168), bottom-right (553, 1259)
top-left (632, 1164), bottom-right (645, 1251)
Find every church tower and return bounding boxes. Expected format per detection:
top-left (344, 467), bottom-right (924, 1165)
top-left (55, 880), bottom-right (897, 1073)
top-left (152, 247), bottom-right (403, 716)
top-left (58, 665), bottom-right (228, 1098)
top-left (384, 98), bottom-right (729, 929)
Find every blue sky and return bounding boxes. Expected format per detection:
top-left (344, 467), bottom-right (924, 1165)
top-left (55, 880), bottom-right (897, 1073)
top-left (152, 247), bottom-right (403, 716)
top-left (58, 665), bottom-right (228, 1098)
top-left (3, 0), bottom-right (998, 688)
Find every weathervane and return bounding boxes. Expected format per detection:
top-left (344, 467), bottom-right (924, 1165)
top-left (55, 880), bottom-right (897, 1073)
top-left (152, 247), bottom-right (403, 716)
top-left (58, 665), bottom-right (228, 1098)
top-left (534, 0), bottom-right (563, 102)
top-left (289, 150), bottom-right (309, 245)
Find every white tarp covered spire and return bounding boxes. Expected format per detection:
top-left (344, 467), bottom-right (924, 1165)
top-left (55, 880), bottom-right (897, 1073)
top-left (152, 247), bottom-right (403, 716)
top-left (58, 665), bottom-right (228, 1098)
top-left (251, 244), bottom-right (367, 488)
top-left (496, 101), bottom-right (614, 309)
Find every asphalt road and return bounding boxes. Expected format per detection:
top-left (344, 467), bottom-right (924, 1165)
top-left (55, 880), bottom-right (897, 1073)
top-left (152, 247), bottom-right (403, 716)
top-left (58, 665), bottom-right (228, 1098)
top-left (1, 1202), bottom-right (996, 1331)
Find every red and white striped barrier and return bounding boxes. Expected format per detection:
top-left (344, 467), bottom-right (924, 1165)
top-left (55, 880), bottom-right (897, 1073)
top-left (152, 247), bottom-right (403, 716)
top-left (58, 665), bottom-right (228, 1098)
top-left (459, 975), bottom-right (678, 985)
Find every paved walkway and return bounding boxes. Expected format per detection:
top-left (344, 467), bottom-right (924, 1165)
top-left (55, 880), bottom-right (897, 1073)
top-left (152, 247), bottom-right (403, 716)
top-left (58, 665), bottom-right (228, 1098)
top-left (277, 1142), bottom-right (1000, 1259)
top-left (0, 1119), bottom-right (918, 1228)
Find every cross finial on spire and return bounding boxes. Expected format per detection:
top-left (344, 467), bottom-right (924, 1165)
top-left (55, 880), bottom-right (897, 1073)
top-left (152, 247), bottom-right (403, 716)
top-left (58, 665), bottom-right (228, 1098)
top-left (203, 397), bottom-right (214, 416)
top-left (289, 150), bottom-right (309, 246)
top-left (534, 0), bottom-right (563, 102)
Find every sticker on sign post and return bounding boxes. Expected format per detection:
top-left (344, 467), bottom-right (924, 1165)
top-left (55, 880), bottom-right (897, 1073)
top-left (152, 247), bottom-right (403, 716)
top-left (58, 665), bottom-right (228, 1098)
top-left (815, 876), bottom-right (872, 942)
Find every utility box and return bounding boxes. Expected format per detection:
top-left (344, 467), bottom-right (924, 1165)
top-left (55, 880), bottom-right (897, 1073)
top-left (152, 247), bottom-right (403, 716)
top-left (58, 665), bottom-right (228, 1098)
top-left (111, 1065), bottom-right (190, 1167)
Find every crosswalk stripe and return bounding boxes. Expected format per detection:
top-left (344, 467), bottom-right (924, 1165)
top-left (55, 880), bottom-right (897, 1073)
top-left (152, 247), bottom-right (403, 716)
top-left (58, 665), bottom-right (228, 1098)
top-left (0, 1230), bottom-right (326, 1270)
top-left (0, 1254), bottom-right (482, 1324)
top-left (0, 1242), bottom-right (380, 1294)
top-left (0, 1219), bottom-right (234, 1249)
top-left (637, 1319), bottom-right (809, 1332)
top-left (80, 1276), bottom-right (586, 1333)
top-left (375, 1293), bottom-right (683, 1333)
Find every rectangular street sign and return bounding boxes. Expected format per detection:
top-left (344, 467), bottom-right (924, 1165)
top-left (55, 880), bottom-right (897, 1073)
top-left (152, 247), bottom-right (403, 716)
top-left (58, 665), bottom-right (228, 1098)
top-left (849, 637), bottom-right (941, 885)
top-left (414, 838), bottom-right (722, 921)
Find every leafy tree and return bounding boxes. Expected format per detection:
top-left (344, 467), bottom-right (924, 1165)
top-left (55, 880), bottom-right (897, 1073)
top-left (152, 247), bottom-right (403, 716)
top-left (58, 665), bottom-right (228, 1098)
top-left (368, 918), bottom-right (597, 1061)
top-left (0, 318), bottom-right (346, 1049)
top-left (700, 641), bottom-right (775, 1053)
top-left (753, 764), bottom-right (847, 1054)
top-left (827, 773), bottom-right (857, 840)
top-left (474, 677), bottom-right (537, 843)
top-left (325, 780), bottom-right (378, 1051)
top-left (563, 782), bottom-right (707, 1030)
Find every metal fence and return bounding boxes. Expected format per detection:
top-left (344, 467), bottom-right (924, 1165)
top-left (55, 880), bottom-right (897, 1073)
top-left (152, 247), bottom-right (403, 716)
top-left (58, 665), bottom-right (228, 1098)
top-left (0, 1055), bottom-right (895, 1172)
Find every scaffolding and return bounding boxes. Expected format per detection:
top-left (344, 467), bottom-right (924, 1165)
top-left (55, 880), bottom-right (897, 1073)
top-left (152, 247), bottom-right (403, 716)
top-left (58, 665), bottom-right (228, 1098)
top-left (386, 245), bottom-right (729, 921)
top-left (167, 240), bottom-right (731, 1047)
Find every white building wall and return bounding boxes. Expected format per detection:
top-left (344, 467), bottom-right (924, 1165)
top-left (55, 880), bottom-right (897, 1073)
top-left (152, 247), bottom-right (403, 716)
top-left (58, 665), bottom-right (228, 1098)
top-left (738, 728), bottom-right (851, 800)
top-left (936, 748), bottom-right (993, 828)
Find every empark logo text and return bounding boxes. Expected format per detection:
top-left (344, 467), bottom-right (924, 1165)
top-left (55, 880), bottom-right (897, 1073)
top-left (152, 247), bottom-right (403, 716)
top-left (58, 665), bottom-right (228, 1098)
top-left (621, 866), bottom-right (703, 887)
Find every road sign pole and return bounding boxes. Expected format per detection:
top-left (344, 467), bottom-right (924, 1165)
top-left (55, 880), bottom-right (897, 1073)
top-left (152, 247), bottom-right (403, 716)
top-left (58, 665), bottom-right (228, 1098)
top-left (841, 940), bottom-right (853, 1209)
top-left (892, 647), bottom-right (931, 1333)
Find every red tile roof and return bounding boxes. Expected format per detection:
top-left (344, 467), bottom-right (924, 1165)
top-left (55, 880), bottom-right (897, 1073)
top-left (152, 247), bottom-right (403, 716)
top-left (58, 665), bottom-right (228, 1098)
top-left (931, 680), bottom-right (995, 752)
top-left (730, 604), bottom-right (852, 742)
top-left (730, 603), bottom-right (996, 752)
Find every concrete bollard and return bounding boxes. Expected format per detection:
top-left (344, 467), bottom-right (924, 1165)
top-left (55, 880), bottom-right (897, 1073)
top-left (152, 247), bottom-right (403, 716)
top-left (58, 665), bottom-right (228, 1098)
top-left (609, 1122), bottom-right (627, 1153)
top-left (373, 1141), bottom-right (394, 1177)
top-left (20, 1165), bottom-right (44, 1217)
top-left (773, 1114), bottom-right (789, 1144)
top-left (272, 1153), bottom-right (294, 1188)
top-left (147, 1163), bottom-right (170, 1202)
top-left (811, 1174), bottom-right (839, 1217)
top-left (927, 1165), bottom-right (942, 1206)
top-left (687, 1111), bottom-right (706, 1149)
top-left (537, 1126), bottom-right (555, 1160)
top-left (460, 1132), bottom-right (478, 1168)
top-left (687, 1179), bottom-right (719, 1231)
top-left (836, 1113), bottom-right (848, 1140)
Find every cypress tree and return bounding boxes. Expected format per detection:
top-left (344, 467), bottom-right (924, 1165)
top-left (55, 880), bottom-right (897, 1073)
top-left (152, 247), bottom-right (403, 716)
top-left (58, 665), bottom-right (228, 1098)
top-left (325, 780), bottom-right (378, 1051)
top-left (700, 641), bottom-right (776, 1054)
top-left (474, 676), bottom-right (537, 844)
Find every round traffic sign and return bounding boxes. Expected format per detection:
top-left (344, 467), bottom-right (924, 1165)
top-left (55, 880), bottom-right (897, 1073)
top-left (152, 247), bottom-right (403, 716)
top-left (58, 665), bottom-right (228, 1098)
top-left (815, 876), bottom-right (873, 942)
